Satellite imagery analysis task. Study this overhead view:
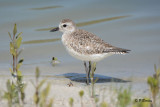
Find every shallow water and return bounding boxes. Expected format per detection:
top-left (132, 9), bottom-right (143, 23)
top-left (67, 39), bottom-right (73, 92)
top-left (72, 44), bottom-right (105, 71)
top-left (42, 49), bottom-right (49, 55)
top-left (0, 0), bottom-right (160, 81)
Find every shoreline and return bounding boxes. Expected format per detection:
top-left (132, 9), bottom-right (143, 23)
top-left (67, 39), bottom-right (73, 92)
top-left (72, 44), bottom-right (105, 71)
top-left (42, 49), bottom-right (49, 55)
top-left (0, 72), bottom-right (154, 107)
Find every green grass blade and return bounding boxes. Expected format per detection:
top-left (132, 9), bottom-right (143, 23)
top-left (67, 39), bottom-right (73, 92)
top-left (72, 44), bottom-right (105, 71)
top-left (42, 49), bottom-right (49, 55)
top-left (16, 36), bottom-right (22, 48)
top-left (13, 23), bottom-right (17, 36)
top-left (77, 15), bottom-right (129, 27)
top-left (31, 6), bottom-right (62, 10)
top-left (22, 38), bottom-right (60, 44)
top-left (8, 32), bottom-right (12, 41)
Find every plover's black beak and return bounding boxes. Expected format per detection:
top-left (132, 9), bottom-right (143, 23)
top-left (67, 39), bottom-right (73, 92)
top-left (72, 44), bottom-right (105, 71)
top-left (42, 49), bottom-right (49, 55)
top-left (50, 27), bottom-right (59, 32)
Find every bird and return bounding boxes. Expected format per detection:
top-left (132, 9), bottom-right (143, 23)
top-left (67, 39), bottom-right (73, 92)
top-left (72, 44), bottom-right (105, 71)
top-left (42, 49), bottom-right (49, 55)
top-left (50, 19), bottom-right (130, 85)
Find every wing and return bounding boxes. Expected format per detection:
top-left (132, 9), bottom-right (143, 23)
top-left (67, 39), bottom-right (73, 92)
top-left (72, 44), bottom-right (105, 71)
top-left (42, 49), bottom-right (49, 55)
top-left (69, 29), bottom-right (130, 55)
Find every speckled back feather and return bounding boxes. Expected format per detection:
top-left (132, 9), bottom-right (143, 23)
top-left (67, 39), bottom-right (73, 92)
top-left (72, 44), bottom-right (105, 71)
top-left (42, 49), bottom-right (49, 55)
top-left (65, 29), bottom-right (130, 55)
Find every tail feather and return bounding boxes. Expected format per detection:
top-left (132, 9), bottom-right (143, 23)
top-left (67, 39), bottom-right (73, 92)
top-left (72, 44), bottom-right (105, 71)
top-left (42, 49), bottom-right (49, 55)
top-left (103, 47), bottom-right (131, 54)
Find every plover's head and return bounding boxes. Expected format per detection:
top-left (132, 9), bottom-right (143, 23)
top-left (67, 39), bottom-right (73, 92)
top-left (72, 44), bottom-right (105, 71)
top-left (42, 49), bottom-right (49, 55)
top-left (50, 19), bottom-right (77, 33)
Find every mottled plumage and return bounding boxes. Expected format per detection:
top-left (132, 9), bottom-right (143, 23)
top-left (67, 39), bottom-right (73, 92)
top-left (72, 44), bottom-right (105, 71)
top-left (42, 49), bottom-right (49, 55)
top-left (65, 29), bottom-right (129, 55)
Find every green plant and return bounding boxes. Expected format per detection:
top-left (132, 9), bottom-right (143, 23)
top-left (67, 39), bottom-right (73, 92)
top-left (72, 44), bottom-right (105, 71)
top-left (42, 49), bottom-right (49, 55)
top-left (94, 97), bottom-right (99, 107)
top-left (8, 24), bottom-right (23, 78)
top-left (3, 24), bottom-right (26, 107)
top-left (117, 86), bottom-right (132, 107)
top-left (31, 67), bottom-right (53, 107)
top-left (90, 62), bottom-right (98, 98)
top-left (69, 97), bottom-right (74, 107)
top-left (40, 83), bottom-right (53, 107)
top-left (3, 79), bottom-right (26, 107)
top-left (100, 102), bottom-right (108, 107)
top-left (147, 64), bottom-right (160, 107)
top-left (79, 90), bottom-right (84, 107)
top-left (3, 80), bottom-right (18, 107)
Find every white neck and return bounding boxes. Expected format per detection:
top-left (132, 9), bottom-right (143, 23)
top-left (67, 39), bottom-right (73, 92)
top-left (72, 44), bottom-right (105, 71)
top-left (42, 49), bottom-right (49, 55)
top-left (63, 28), bottom-right (76, 34)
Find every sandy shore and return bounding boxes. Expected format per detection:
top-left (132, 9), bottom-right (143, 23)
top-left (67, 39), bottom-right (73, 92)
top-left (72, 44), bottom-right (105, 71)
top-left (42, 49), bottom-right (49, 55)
top-left (0, 74), bottom-right (156, 107)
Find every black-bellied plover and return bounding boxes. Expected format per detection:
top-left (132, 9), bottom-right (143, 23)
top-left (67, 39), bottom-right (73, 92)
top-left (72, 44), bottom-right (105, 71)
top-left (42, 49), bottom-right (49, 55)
top-left (50, 19), bottom-right (130, 84)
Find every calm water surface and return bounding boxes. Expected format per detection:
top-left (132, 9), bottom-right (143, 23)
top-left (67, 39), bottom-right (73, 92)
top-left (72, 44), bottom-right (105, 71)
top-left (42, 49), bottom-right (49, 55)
top-left (0, 0), bottom-right (160, 80)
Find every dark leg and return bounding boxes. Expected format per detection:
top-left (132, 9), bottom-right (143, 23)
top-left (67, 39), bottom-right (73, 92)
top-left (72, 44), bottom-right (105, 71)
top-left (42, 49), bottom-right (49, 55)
top-left (93, 63), bottom-right (96, 77)
top-left (88, 61), bottom-right (91, 82)
top-left (84, 61), bottom-right (89, 85)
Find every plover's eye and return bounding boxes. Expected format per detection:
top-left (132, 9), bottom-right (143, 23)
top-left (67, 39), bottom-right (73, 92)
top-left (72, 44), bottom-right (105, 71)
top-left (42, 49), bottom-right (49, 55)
top-left (63, 24), bottom-right (67, 27)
